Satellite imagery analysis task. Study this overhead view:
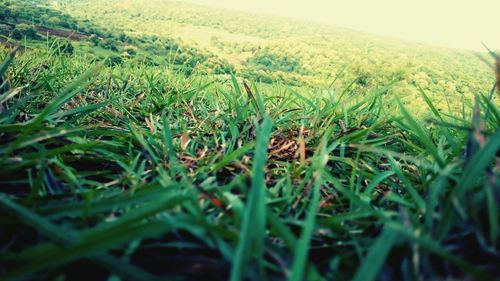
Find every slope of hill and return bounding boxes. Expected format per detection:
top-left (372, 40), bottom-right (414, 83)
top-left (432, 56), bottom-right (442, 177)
top-left (0, 0), bottom-right (236, 73)
top-left (0, 1), bottom-right (499, 281)
top-left (52, 0), bottom-right (494, 112)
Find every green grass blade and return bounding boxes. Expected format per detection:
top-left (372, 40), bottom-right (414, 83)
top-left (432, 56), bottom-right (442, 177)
top-left (364, 170), bottom-right (395, 194)
top-left (397, 99), bottom-right (446, 168)
top-left (30, 65), bottom-right (102, 126)
top-left (388, 155), bottom-right (425, 211)
top-left (486, 180), bottom-right (498, 245)
top-left (386, 222), bottom-right (493, 281)
top-left (290, 134), bottom-right (328, 281)
top-left (230, 115), bottom-right (273, 281)
top-left (352, 227), bottom-right (398, 281)
top-left (0, 193), bottom-right (161, 281)
top-left (0, 47), bottom-right (17, 78)
top-left (417, 87), bottom-right (458, 151)
top-left (210, 141), bottom-right (255, 172)
top-left (456, 130), bottom-right (500, 199)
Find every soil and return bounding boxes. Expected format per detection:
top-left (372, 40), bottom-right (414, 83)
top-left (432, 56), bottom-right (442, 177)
top-left (35, 26), bottom-right (90, 41)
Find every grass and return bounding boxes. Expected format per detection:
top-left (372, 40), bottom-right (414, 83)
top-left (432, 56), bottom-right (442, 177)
top-left (0, 45), bottom-right (499, 281)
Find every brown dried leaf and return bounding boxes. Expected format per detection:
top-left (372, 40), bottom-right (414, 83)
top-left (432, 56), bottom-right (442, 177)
top-left (145, 116), bottom-right (156, 134)
top-left (106, 106), bottom-right (125, 118)
top-left (129, 92), bottom-right (145, 109)
top-left (298, 125), bottom-right (307, 165)
top-left (183, 101), bottom-right (198, 121)
top-left (180, 132), bottom-right (190, 150)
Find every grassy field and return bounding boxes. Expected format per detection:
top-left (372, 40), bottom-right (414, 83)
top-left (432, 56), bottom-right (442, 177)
top-left (0, 0), bottom-right (499, 280)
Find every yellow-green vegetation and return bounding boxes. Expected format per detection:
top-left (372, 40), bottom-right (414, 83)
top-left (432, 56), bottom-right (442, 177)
top-left (53, 0), bottom-right (495, 114)
top-left (0, 0), bottom-right (499, 280)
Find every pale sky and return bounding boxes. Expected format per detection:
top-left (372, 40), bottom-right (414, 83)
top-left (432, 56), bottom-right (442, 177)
top-left (182, 0), bottom-right (499, 51)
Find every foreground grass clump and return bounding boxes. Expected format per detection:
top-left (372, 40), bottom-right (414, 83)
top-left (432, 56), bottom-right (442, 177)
top-left (0, 48), bottom-right (499, 281)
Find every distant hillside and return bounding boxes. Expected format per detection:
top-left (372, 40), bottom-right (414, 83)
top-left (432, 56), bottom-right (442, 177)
top-left (0, 0), bottom-right (235, 74)
top-left (2, 0), bottom-right (495, 114)
top-left (48, 0), bottom-right (495, 112)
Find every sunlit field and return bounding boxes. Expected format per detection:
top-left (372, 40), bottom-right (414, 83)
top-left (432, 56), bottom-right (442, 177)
top-left (0, 1), bottom-right (499, 280)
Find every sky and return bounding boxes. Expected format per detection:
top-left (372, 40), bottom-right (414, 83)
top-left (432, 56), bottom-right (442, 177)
top-left (182, 0), bottom-right (499, 51)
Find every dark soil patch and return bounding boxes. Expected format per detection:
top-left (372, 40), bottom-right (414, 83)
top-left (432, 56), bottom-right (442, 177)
top-left (35, 26), bottom-right (90, 41)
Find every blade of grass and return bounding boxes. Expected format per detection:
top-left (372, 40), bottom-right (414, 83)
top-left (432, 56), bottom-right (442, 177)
top-left (352, 226), bottom-right (398, 281)
top-left (230, 115), bottom-right (273, 281)
top-left (290, 132), bottom-right (329, 281)
top-left (456, 130), bottom-right (500, 199)
top-left (417, 87), bottom-right (458, 152)
top-left (386, 222), bottom-right (493, 281)
top-left (0, 47), bottom-right (17, 78)
top-left (30, 64), bottom-right (102, 127)
top-left (0, 193), bottom-right (161, 281)
top-left (388, 155), bottom-right (426, 212)
top-left (210, 141), bottom-right (255, 172)
top-left (397, 99), bottom-right (445, 168)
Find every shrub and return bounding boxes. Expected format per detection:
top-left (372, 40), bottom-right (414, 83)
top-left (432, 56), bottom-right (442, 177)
top-left (118, 32), bottom-right (130, 43)
top-left (0, 24), bottom-right (12, 35)
top-left (0, 3), bottom-right (11, 20)
top-left (53, 39), bottom-right (74, 55)
top-left (100, 38), bottom-right (120, 52)
top-left (11, 23), bottom-right (39, 40)
top-left (89, 34), bottom-right (100, 46)
top-left (245, 50), bottom-right (303, 73)
top-left (124, 47), bottom-right (137, 56)
top-left (46, 16), bottom-right (62, 27)
top-left (206, 57), bottom-right (235, 75)
top-left (105, 55), bottom-right (123, 67)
